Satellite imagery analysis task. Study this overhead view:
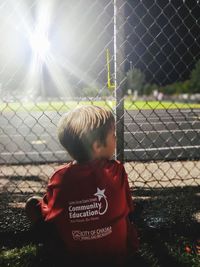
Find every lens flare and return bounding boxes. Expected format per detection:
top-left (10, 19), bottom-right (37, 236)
top-left (29, 30), bottom-right (50, 60)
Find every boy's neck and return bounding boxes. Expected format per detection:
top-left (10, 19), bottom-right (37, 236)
top-left (72, 158), bottom-right (108, 165)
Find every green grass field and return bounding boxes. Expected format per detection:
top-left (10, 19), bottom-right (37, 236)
top-left (1, 100), bottom-right (200, 112)
top-left (0, 234), bottom-right (199, 267)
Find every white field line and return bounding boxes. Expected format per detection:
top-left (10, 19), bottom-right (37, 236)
top-left (1, 116), bottom-right (197, 127)
top-left (0, 133), bottom-right (57, 138)
top-left (124, 117), bottom-right (199, 123)
top-left (1, 129), bottom-right (200, 139)
top-left (124, 121), bottom-right (200, 127)
top-left (126, 110), bottom-right (198, 114)
top-left (1, 118), bottom-right (199, 132)
top-left (1, 150), bottom-right (66, 156)
top-left (124, 129), bottom-right (200, 134)
top-left (2, 145), bottom-right (200, 156)
top-left (0, 125), bottom-right (56, 131)
top-left (3, 119), bottom-right (200, 130)
top-left (1, 128), bottom-right (200, 138)
top-left (126, 109), bottom-right (200, 113)
top-left (125, 145), bottom-right (200, 152)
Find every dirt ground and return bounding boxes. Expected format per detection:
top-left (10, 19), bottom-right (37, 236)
top-left (1, 160), bottom-right (200, 192)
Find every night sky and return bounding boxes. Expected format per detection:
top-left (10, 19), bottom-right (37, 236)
top-left (124, 0), bottom-right (200, 85)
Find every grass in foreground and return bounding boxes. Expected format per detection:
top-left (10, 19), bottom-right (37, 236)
top-left (0, 234), bottom-right (199, 267)
top-left (1, 100), bottom-right (200, 112)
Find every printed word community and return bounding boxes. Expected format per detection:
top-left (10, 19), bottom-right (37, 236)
top-left (68, 202), bottom-right (102, 219)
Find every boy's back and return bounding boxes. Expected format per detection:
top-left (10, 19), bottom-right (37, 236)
top-left (40, 159), bottom-right (138, 265)
top-left (25, 106), bottom-right (139, 266)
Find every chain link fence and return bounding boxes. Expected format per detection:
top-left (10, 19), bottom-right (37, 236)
top-left (0, 0), bottom-right (200, 232)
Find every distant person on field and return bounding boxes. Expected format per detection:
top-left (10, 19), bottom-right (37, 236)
top-left (25, 105), bottom-right (139, 267)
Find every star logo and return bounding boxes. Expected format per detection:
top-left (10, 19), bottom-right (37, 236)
top-left (94, 187), bottom-right (106, 201)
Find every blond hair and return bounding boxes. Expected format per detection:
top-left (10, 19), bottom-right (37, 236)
top-left (57, 105), bottom-right (115, 162)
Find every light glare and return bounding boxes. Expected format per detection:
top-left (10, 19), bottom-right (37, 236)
top-left (30, 31), bottom-right (50, 60)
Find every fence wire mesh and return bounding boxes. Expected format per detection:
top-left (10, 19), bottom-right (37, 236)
top-left (116, 0), bottom-right (200, 188)
top-left (0, 0), bottom-right (200, 233)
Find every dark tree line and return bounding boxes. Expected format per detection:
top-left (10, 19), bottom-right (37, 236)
top-left (125, 59), bottom-right (200, 96)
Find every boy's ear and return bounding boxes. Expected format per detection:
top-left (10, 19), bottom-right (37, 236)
top-left (92, 140), bottom-right (102, 155)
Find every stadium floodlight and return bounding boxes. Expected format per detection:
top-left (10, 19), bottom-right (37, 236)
top-left (29, 29), bottom-right (50, 60)
top-left (27, 1), bottom-right (52, 62)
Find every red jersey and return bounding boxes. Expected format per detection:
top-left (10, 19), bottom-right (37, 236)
top-left (40, 159), bottom-right (138, 265)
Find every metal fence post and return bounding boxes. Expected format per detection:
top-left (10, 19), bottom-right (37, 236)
top-left (114, 0), bottom-right (125, 162)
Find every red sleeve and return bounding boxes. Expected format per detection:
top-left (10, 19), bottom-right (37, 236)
top-left (40, 171), bottom-right (65, 222)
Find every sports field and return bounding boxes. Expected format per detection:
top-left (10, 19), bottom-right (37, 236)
top-left (1, 100), bottom-right (200, 164)
top-left (1, 100), bottom-right (200, 112)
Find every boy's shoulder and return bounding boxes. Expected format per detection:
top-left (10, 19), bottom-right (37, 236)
top-left (50, 163), bottom-right (73, 180)
top-left (110, 159), bottom-right (123, 165)
top-left (106, 159), bottom-right (123, 165)
top-left (105, 159), bottom-right (123, 167)
top-left (91, 159), bottom-right (125, 174)
top-left (51, 160), bottom-right (124, 178)
top-left (87, 159), bottom-right (123, 168)
top-left (104, 159), bottom-right (125, 172)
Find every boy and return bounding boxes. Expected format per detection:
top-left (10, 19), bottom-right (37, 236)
top-left (25, 105), bottom-right (139, 266)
